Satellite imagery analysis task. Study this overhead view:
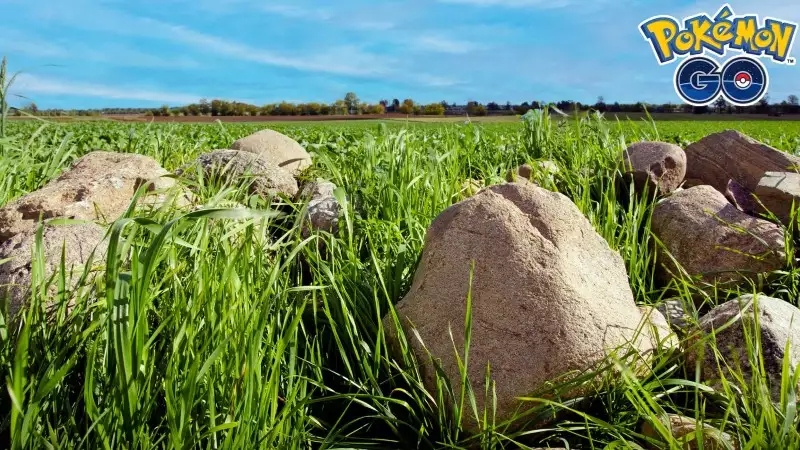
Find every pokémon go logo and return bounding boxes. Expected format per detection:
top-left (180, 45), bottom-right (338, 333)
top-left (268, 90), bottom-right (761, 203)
top-left (639, 4), bottom-right (797, 107)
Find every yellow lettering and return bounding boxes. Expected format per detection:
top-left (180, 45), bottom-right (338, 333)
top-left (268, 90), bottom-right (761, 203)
top-left (712, 21), bottom-right (734, 43)
top-left (643, 18), bottom-right (679, 62)
top-left (754, 29), bottom-right (774, 50)
top-left (769, 21), bottom-right (797, 61)
top-left (675, 30), bottom-right (695, 53)
top-left (688, 17), bottom-right (723, 53)
top-left (733, 17), bottom-right (757, 51)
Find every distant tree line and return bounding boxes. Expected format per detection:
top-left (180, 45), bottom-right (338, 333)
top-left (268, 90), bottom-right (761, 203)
top-left (12, 92), bottom-right (800, 118)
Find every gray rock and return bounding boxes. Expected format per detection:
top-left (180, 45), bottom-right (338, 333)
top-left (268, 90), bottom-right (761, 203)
top-left (753, 171), bottom-right (800, 225)
top-left (651, 185), bottom-right (785, 286)
top-left (384, 182), bottom-right (662, 433)
top-left (297, 178), bottom-right (336, 201)
top-left (639, 305), bottom-right (680, 351)
top-left (724, 179), bottom-right (757, 214)
top-left (641, 414), bottom-right (738, 450)
top-left (0, 222), bottom-right (107, 319)
top-left (656, 299), bottom-right (693, 333)
top-left (686, 294), bottom-right (800, 402)
top-left (685, 130), bottom-right (800, 194)
top-left (297, 179), bottom-right (340, 237)
top-left (0, 151), bottom-right (173, 241)
top-left (622, 141), bottom-right (687, 195)
top-left (178, 150), bottom-right (298, 198)
top-left (506, 164), bottom-right (533, 182)
top-left (230, 129), bottom-right (312, 176)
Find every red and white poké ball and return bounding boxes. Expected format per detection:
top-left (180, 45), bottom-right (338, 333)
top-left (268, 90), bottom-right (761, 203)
top-left (734, 71), bottom-right (752, 89)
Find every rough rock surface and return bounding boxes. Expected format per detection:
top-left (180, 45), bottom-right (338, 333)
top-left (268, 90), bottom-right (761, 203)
top-left (178, 150), bottom-right (298, 198)
top-left (656, 299), bottom-right (693, 334)
top-left (506, 161), bottom-right (559, 185)
top-left (753, 171), bottom-right (800, 224)
top-left (297, 179), bottom-right (340, 237)
top-left (0, 151), bottom-right (173, 241)
top-left (641, 415), bottom-right (738, 450)
top-left (639, 306), bottom-right (679, 351)
top-left (384, 182), bottom-right (660, 431)
top-left (651, 185), bottom-right (785, 286)
top-left (684, 130), bottom-right (800, 194)
top-left (230, 129), bottom-right (312, 176)
top-left (0, 222), bottom-right (108, 319)
top-left (622, 141), bottom-right (687, 195)
top-left (506, 164), bottom-right (533, 182)
top-left (686, 294), bottom-right (800, 402)
top-left (724, 179), bottom-right (757, 214)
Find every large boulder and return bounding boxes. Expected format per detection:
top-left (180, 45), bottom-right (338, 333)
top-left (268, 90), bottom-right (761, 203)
top-left (0, 151), bottom-right (173, 241)
top-left (230, 129), bottom-right (312, 176)
top-left (177, 150), bottom-right (298, 198)
top-left (685, 295), bottom-right (800, 402)
top-left (684, 130), bottom-right (800, 194)
top-left (651, 186), bottom-right (785, 286)
top-left (384, 183), bottom-right (662, 432)
top-left (0, 222), bottom-right (107, 319)
top-left (622, 141), bottom-right (687, 195)
top-left (753, 172), bottom-right (800, 225)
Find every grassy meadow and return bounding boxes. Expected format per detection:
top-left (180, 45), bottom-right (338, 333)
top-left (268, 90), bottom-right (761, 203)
top-left (2, 114), bottom-right (800, 449)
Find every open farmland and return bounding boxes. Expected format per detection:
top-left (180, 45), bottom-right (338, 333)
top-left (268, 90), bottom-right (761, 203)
top-left (2, 115), bottom-right (800, 449)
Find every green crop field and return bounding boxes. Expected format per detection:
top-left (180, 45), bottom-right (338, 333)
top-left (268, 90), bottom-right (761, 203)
top-left (2, 115), bottom-right (800, 449)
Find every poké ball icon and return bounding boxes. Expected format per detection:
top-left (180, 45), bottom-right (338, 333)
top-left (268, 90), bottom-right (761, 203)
top-left (734, 71), bottom-right (752, 89)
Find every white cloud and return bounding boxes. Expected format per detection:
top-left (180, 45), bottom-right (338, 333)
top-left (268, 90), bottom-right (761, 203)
top-left (156, 22), bottom-right (389, 77)
top-left (261, 4), bottom-right (333, 21)
top-left (412, 35), bottom-right (481, 54)
top-left (437, 0), bottom-right (572, 8)
top-left (12, 74), bottom-right (202, 104)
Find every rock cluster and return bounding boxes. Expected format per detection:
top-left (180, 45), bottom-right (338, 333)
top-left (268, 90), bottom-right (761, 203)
top-left (1, 129), bottom-right (327, 319)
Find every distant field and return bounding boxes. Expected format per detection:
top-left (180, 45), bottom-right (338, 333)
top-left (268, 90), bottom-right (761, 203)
top-left (11, 111), bottom-right (800, 124)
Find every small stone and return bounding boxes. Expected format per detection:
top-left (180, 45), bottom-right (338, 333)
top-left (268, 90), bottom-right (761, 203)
top-left (506, 164), bottom-right (533, 182)
top-left (297, 179), bottom-right (340, 237)
top-left (641, 415), bottom-right (738, 450)
top-left (656, 299), bottom-right (693, 333)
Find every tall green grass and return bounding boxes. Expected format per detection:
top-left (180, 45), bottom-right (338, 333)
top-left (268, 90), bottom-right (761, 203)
top-left (1, 114), bottom-right (799, 448)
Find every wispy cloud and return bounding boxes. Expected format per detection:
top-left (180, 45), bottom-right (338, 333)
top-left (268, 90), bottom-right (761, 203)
top-left (437, 0), bottom-right (573, 8)
top-left (12, 74), bottom-right (202, 104)
top-left (261, 4), bottom-right (333, 21)
top-left (411, 35), bottom-right (481, 54)
top-left (260, 2), bottom-right (395, 30)
top-left (139, 18), bottom-right (457, 86)
top-left (156, 21), bottom-right (389, 77)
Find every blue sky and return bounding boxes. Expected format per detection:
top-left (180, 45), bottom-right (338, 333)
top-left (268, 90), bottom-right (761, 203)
top-left (1, 0), bottom-right (798, 109)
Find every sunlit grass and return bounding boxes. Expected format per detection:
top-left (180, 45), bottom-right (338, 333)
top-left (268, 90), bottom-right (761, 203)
top-left (0, 112), bottom-right (799, 448)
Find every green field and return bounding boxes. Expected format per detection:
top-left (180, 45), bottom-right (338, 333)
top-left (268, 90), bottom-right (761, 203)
top-left (2, 116), bottom-right (800, 449)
